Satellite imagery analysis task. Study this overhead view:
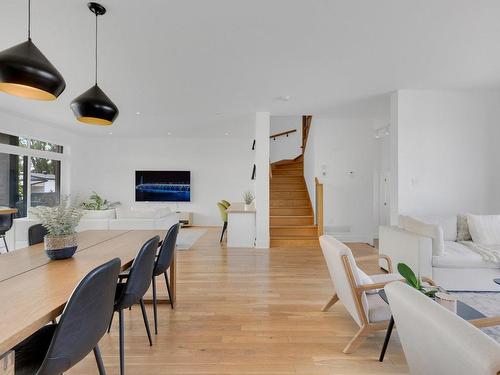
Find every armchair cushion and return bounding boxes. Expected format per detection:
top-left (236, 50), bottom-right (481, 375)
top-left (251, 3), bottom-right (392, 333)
top-left (366, 293), bottom-right (392, 323)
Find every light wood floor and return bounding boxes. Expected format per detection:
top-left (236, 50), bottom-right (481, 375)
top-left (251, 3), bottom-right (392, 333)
top-left (68, 228), bottom-right (408, 374)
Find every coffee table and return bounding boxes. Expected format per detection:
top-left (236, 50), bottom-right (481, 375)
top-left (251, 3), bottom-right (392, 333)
top-left (378, 288), bottom-right (485, 362)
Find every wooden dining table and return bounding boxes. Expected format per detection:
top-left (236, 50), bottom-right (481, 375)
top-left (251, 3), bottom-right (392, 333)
top-left (0, 229), bottom-right (175, 356)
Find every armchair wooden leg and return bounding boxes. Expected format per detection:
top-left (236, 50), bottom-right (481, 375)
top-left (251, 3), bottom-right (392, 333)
top-left (321, 293), bottom-right (339, 312)
top-left (343, 326), bottom-right (369, 354)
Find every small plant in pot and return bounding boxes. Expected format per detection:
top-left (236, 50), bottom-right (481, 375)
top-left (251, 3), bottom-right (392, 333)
top-left (243, 191), bottom-right (255, 210)
top-left (397, 262), bottom-right (438, 298)
top-left (30, 197), bottom-right (84, 260)
top-left (81, 191), bottom-right (120, 211)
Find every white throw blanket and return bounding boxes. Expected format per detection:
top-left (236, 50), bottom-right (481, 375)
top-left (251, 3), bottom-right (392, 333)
top-left (460, 241), bottom-right (500, 263)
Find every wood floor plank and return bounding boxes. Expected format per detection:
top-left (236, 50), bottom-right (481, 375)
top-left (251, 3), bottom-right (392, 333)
top-left (68, 228), bottom-right (407, 374)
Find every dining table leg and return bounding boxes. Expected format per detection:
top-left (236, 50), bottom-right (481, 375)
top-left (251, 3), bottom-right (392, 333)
top-left (379, 316), bottom-right (395, 362)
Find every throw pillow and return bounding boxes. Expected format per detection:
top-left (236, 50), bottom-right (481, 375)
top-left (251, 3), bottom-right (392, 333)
top-left (467, 214), bottom-right (500, 245)
top-left (457, 214), bottom-right (472, 241)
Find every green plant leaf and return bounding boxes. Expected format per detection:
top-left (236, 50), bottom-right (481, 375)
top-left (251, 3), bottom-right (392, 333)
top-left (397, 263), bottom-right (420, 289)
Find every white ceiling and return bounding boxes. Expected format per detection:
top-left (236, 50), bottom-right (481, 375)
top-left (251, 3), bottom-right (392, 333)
top-left (1, 0), bottom-right (500, 138)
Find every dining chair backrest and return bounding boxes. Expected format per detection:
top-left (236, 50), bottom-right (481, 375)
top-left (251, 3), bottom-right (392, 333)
top-left (154, 224), bottom-right (179, 277)
top-left (36, 258), bottom-right (121, 375)
top-left (217, 202), bottom-right (228, 223)
top-left (0, 214), bottom-right (13, 234)
top-left (28, 224), bottom-right (48, 246)
top-left (116, 236), bottom-right (160, 310)
top-left (386, 281), bottom-right (500, 375)
top-left (319, 235), bottom-right (366, 326)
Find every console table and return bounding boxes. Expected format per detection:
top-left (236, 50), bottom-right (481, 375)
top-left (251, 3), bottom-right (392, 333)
top-left (226, 202), bottom-right (255, 247)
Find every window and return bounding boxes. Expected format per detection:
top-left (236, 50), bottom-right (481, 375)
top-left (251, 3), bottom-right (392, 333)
top-left (30, 157), bottom-right (61, 207)
top-left (0, 133), bottom-right (64, 218)
top-left (0, 154), bottom-right (28, 217)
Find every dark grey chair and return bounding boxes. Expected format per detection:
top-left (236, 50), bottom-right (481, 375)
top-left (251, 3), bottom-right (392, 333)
top-left (151, 224), bottom-right (179, 333)
top-left (110, 236), bottom-right (160, 375)
top-left (13, 258), bottom-right (121, 375)
top-left (28, 224), bottom-right (48, 246)
top-left (0, 213), bottom-right (14, 252)
top-left (118, 224), bottom-right (179, 334)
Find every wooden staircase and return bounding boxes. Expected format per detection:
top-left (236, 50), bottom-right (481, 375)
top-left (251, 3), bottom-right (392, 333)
top-left (269, 155), bottom-right (319, 247)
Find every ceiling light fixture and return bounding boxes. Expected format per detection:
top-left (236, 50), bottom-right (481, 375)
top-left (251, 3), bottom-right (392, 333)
top-left (0, 0), bottom-right (66, 100)
top-left (71, 2), bottom-right (118, 126)
top-left (275, 95), bottom-right (291, 102)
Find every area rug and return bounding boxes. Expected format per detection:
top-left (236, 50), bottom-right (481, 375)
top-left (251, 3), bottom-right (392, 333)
top-left (176, 228), bottom-right (207, 250)
top-left (451, 292), bottom-right (500, 342)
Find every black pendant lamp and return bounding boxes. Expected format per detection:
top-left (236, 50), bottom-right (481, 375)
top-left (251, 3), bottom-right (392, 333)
top-left (0, 0), bottom-right (66, 100)
top-left (71, 2), bottom-right (118, 126)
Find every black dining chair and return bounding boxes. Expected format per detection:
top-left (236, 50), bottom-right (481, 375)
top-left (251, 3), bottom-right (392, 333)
top-left (0, 213), bottom-right (14, 252)
top-left (13, 258), bottom-right (121, 375)
top-left (28, 224), bottom-right (48, 246)
top-left (110, 236), bottom-right (159, 375)
top-left (118, 224), bottom-right (179, 334)
top-left (151, 223), bottom-right (179, 333)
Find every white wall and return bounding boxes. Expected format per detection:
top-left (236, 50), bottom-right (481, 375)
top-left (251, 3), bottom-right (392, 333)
top-left (255, 112), bottom-right (270, 248)
top-left (71, 135), bottom-right (254, 226)
top-left (396, 90), bottom-right (500, 216)
top-left (304, 117), bottom-right (379, 243)
top-left (269, 116), bottom-right (301, 163)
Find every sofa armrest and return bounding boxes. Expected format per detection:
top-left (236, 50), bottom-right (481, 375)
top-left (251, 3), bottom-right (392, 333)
top-left (379, 225), bottom-right (433, 280)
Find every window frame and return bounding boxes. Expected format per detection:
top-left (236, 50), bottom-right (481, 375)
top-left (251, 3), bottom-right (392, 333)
top-left (0, 133), bottom-right (66, 214)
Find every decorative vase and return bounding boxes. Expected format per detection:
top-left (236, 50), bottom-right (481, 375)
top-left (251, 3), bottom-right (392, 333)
top-left (44, 234), bottom-right (78, 260)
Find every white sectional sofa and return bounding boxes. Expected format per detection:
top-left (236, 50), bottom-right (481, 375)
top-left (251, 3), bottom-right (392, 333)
top-left (10, 207), bottom-right (179, 249)
top-left (380, 214), bottom-right (500, 291)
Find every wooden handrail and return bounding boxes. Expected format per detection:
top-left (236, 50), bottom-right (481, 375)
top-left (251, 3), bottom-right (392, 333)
top-left (315, 177), bottom-right (324, 236)
top-left (302, 115), bottom-right (312, 153)
top-left (270, 129), bottom-right (296, 139)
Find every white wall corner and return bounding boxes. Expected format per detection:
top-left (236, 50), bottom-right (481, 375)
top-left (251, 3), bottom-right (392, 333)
top-left (255, 112), bottom-right (270, 248)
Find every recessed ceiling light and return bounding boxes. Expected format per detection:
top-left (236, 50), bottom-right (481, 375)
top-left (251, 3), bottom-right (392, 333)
top-left (215, 112), bottom-right (222, 115)
top-left (167, 132), bottom-right (172, 136)
top-left (275, 95), bottom-right (291, 102)
top-left (135, 111), bottom-right (141, 115)
top-left (225, 132), bottom-right (229, 136)
top-left (108, 131), bottom-right (113, 135)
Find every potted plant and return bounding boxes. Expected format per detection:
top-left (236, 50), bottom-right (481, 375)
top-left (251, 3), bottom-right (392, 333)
top-left (81, 192), bottom-right (120, 219)
top-left (397, 263), bottom-right (438, 297)
top-left (30, 197), bottom-right (84, 260)
top-left (243, 191), bottom-right (255, 210)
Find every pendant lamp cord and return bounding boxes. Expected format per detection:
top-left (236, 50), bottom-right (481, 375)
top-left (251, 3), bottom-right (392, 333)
top-left (27, 0), bottom-right (31, 40)
top-left (95, 12), bottom-right (98, 85)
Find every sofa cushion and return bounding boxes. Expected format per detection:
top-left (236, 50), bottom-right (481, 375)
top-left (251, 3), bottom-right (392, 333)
top-left (399, 215), bottom-right (445, 256)
top-left (457, 214), bottom-right (472, 241)
top-left (432, 241), bottom-right (499, 269)
top-left (467, 214), bottom-right (500, 245)
top-left (116, 207), bottom-right (172, 220)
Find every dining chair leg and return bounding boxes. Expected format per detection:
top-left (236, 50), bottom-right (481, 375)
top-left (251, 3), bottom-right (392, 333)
top-left (139, 298), bottom-right (153, 346)
top-left (220, 222), bottom-right (227, 243)
top-left (93, 344), bottom-right (107, 375)
top-left (107, 311), bottom-right (114, 333)
top-left (119, 309), bottom-right (125, 375)
top-left (152, 276), bottom-right (158, 335)
top-left (2, 235), bottom-right (8, 253)
top-left (164, 272), bottom-right (174, 309)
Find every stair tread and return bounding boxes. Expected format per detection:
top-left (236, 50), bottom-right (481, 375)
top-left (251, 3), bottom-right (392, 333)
top-left (271, 236), bottom-right (318, 240)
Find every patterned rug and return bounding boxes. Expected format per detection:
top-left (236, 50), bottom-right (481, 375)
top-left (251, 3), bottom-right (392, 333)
top-left (451, 292), bottom-right (500, 342)
top-left (176, 228), bottom-right (207, 250)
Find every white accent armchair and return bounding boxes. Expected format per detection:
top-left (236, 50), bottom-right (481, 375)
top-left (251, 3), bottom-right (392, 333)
top-left (319, 235), bottom-right (403, 353)
top-left (386, 281), bottom-right (500, 375)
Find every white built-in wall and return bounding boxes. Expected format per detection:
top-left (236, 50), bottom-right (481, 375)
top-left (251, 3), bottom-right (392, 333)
top-left (394, 90), bottom-right (500, 217)
top-left (303, 117), bottom-right (384, 243)
top-left (71, 134), bottom-right (255, 226)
